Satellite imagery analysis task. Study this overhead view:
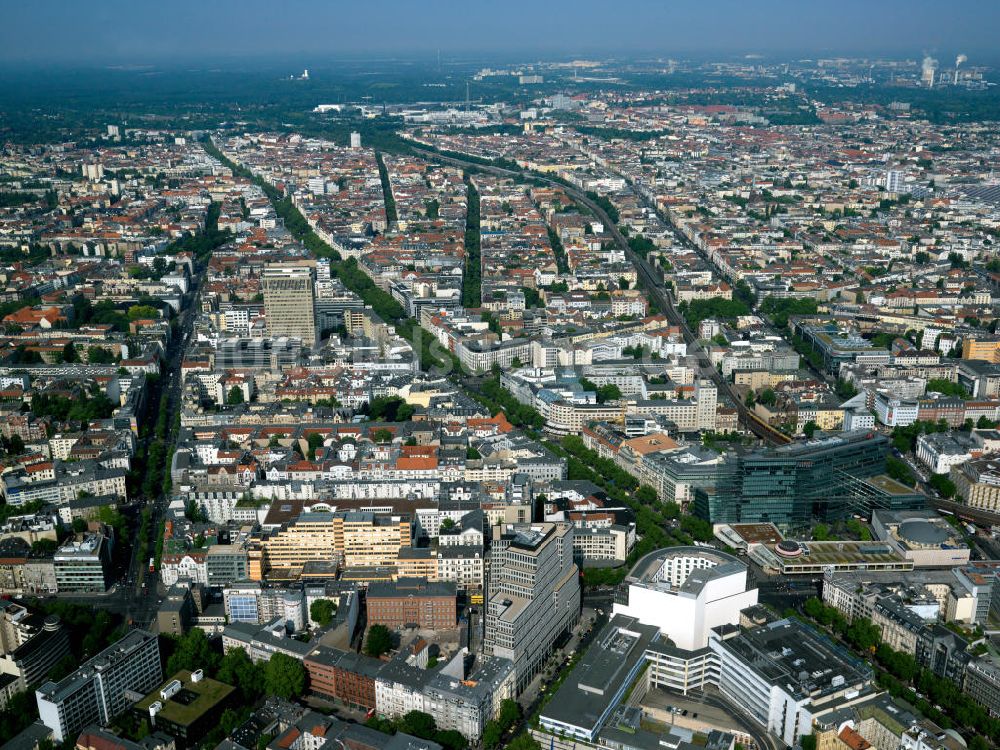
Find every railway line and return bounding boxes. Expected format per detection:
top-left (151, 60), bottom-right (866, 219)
top-left (410, 146), bottom-right (791, 445)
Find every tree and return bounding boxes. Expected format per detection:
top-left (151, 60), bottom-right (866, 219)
top-left (226, 386), bottom-right (245, 406)
top-left (31, 539), bottom-right (57, 555)
top-left (365, 624), bottom-right (393, 657)
top-left (482, 722), bottom-right (504, 750)
top-left (497, 698), bottom-right (521, 729)
top-left (635, 485), bottom-right (658, 505)
top-left (398, 710), bottom-right (436, 739)
top-left (801, 736), bottom-right (817, 750)
top-left (87, 346), bottom-right (117, 364)
top-left (846, 618), bottom-right (881, 653)
top-left (263, 652), bottom-right (306, 699)
top-left (372, 428), bottom-right (394, 444)
top-left (595, 384), bottom-right (622, 403)
top-left (310, 598), bottom-right (337, 627)
top-left (928, 473), bottom-right (956, 499)
top-left (803, 421), bottom-right (818, 439)
top-left (216, 647), bottom-right (264, 702)
top-left (758, 388), bottom-right (777, 407)
top-left (433, 730), bottom-right (467, 750)
top-left (152, 255), bottom-right (168, 278)
top-left (306, 432), bottom-right (324, 461)
top-left (166, 628), bottom-right (220, 676)
top-left (61, 342), bottom-right (78, 363)
top-left (127, 304), bottom-right (159, 321)
top-left (466, 446), bottom-right (481, 460)
top-left (72, 517), bottom-right (87, 533)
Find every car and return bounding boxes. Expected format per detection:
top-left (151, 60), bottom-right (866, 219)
top-left (682, 710), bottom-right (688, 716)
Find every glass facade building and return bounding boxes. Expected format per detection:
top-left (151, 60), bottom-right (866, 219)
top-left (692, 430), bottom-right (925, 527)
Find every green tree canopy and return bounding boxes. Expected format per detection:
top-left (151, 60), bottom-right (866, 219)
top-left (365, 624), bottom-right (393, 657)
top-left (166, 628), bottom-right (220, 676)
top-left (263, 652), bottom-right (306, 699)
top-left (310, 598), bottom-right (337, 627)
top-left (127, 304), bottom-right (160, 321)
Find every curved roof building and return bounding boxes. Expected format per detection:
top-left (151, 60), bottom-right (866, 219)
top-left (611, 546), bottom-right (758, 650)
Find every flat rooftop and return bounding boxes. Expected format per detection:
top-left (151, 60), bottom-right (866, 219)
top-left (721, 618), bottom-right (872, 701)
top-left (540, 615), bottom-right (660, 737)
top-left (135, 670), bottom-right (235, 727)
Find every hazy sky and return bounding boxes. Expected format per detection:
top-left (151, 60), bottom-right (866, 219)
top-left (2, 0), bottom-right (998, 64)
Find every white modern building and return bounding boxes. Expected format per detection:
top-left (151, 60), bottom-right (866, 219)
top-left (36, 630), bottom-right (162, 742)
top-left (710, 619), bottom-right (874, 747)
top-left (874, 391), bottom-right (919, 427)
top-left (612, 547), bottom-right (758, 650)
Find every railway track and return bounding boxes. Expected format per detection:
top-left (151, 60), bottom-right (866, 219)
top-left (410, 146), bottom-right (790, 445)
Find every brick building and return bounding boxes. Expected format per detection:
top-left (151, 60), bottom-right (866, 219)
top-left (304, 645), bottom-right (382, 710)
top-left (365, 577), bottom-right (456, 630)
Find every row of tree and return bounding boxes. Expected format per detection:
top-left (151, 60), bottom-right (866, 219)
top-left (801, 598), bottom-right (998, 746)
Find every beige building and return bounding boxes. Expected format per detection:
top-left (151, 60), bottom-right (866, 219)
top-left (961, 337), bottom-right (1000, 363)
top-left (951, 457), bottom-right (1000, 512)
top-left (250, 510), bottom-right (411, 579)
top-left (262, 262), bottom-right (316, 345)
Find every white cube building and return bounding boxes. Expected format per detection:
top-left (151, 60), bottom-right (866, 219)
top-left (612, 547), bottom-right (758, 650)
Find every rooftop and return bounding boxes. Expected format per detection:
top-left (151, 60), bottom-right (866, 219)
top-left (134, 670), bottom-right (235, 727)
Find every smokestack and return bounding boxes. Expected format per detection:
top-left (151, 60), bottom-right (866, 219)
top-left (955, 54), bottom-right (967, 85)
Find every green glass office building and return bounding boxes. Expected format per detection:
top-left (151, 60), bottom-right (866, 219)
top-left (691, 430), bottom-right (925, 527)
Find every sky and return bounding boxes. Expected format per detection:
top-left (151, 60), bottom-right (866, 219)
top-left (2, 0), bottom-right (999, 65)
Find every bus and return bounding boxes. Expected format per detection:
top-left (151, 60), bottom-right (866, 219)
top-left (149, 557), bottom-right (155, 573)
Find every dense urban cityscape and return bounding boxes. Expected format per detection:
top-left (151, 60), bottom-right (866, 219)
top-left (0, 5), bottom-right (999, 750)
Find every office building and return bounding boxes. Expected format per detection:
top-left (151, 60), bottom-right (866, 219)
top-left (250, 511), bottom-right (412, 579)
top-left (871, 510), bottom-right (971, 567)
top-left (961, 337), bottom-right (1000, 364)
top-left (710, 619), bottom-right (874, 746)
top-left (36, 630), bottom-right (162, 742)
top-left (366, 578), bottom-right (456, 630)
top-left (134, 670), bottom-right (235, 748)
top-left (695, 430), bottom-right (923, 527)
top-left (53, 534), bottom-right (112, 593)
top-left (539, 615), bottom-right (660, 742)
top-left (612, 547), bottom-right (758, 650)
top-left (204, 545), bottom-right (248, 587)
top-left (964, 656), bottom-right (1000, 718)
top-left (0, 602), bottom-right (71, 693)
top-left (952, 456), bottom-right (1000, 512)
top-left (221, 619), bottom-right (314, 664)
top-left (262, 263), bottom-right (317, 346)
top-left (483, 522), bottom-right (580, 692)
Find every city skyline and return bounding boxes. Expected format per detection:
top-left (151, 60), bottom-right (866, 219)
top-left (3, 0), bottom-right (1000, 64)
